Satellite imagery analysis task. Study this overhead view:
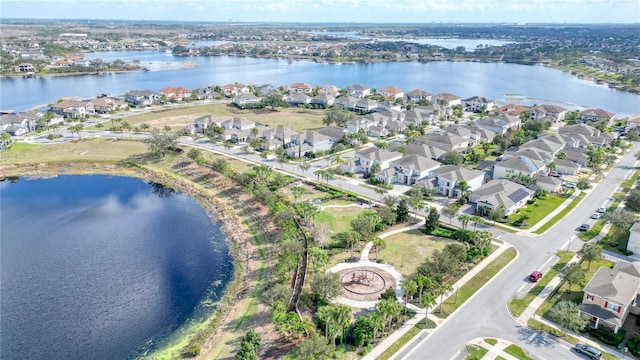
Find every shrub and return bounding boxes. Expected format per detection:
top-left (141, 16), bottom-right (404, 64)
top-left (589, 327), bottom-right (626, 346)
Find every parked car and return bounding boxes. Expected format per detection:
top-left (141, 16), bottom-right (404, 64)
top-left (574, 344), bottom-right (602, 359)
top-left (528, 271), bottom-right (543, 282)
top-left (579, 223), bottom-right (591, 231)
top-left (565, 182), bottom-right (577, 189)
top-left (591, 213), bottom-right (602, 220)
top-left (549, 171), bottom-right (561, 177)
top-left (597, 207), bottom-right (606, 213)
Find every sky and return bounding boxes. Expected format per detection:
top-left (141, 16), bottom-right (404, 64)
top-left (1, 0), bottom-right (639, 24)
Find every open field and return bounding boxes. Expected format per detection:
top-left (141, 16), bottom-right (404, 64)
top-left (375, 229), bottom-right (457, 277)
top-left (315, 206), bottom-right (377, 244)
top-left (104, 103), bottom-right (326, 132)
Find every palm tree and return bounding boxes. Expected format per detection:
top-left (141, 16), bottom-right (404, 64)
top-left (557, 151), bottom-right (567, 160)
top-left (367, 311), bottom-right (385, 343)
top-left (457, 214), bottom-right (472, 230)
top-left (334, 304), bottom-right (352, 344)
top-left (471, 215), bottom-right (485, 231)
top-left (481, 142), bottom-right (492, 155)
top-left (456, 180), bottom-right (471, 199)
top-left (298, 161), bottom-right (311, 175)
top-left (372, 237), bottom-right (384, 260)
top-left (344, 230), bottom-right (361, 258)
top-left (421, 292), bottom-right (436, 326)
top-left (292, 186), bottom-right (306, 205)
top-left (401, 279), bottom-right (417, 314)
top-left (317, 305), bottom-right (336, 339)
top-left (436, 282), bottom-right (453, 315)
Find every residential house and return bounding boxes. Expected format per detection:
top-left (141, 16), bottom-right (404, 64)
top-left (497, 104), bottom-right (529, 117)
top-left (578, 108), bottom-right (616, 126)
top-left (355, 99), bottom-right (379, 113)
top-left (315, 127), bottom-right (348, 143)
top-left (334, 95), bottom-right (359, 111)
top-left (220, 117), bottom-right (256, 131)
top-left (579, 260), bottom-right (640, 334)
top-left (375, 154), bottom-right (440, 185)
top-left (233, 94), bottom-right (262, 107)
top-left (561, 147), bottom-right (590, 167)
top-left (475, 114), bottom-right (521, 135)
top-left (417, 164), bottom-right (484, 198)
top-left (432, 92), bottom-right (461, 106)
top-left (559, 124), bottom-right (612, 148)
top-left (321, 84), bottom-right (341, 97)
top-left (310, 94), bottom-right (335, 108)
top-left (344, 147), bottom-right (403, 174)
top-left (377, 101), bottom-right (402, 112)
top-left (404, 107), bottom-right (434, 126)
top-left (405, 89), bottom-right (432, 103)
top-left (222, 83), bottom-right (250, 97)
top-left (625, 115), bottom-right (640, 131)
top-left (287, 130), bottom-right (333, 158)
top-left (502, 147), bottom-right (554, 165)
top-left (50, 99), bottom-right (94, 118)
top-left (286, 93), bottom-right (311, 107)
top-left (89, 97), bottom-right (128, 113)
top-left (183, 115), bottom-right (216, 135)
top-left (469, 179), bottom-right (536, 216)
top-left (519, 137), bottom-right (565, 158)
top-left (290, 82), bottom-right (313, 94)
top-left (554, 158), bottom-right (581, 175)
top-left (160, 86), bottom-right (192, 101)
top-left (258, 84), bottom-right (280, 96)
top-left (414, 132), bottom-right (469, 153)
top-left (532, 173), bottom-right (563, 193)
top-left (125, 90), bottom-right (162, 106)
top-left (0, 114), bottom-right (37, 135)
top-left (23, 111), bottom-right (63, 128)
top-left (463, 96), bottom-right (495, 113)
top-left (16, 63), bottom-right (34, 72)
top-left (193, 86), bottom-right (218, 100)
top-left (345, 84), bottom-right (371, 98)
top-left (379, 86), bottom-right (404, 100)
top-left (493, 155), bottom-right (546, 180)
top-left (443, 126), bottom-right (486, 147)
top-left (367, 125), bottom-right (389, 138)
top-left (528, 104), bottom-right (567, 123)
top-left (628, 223), bottom-right (640, 254)
top-left (405, 143), bottom-right (448, 162)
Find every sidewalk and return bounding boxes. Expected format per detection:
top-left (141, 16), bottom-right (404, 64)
top-left (463, 338), bottom-right (522, 360)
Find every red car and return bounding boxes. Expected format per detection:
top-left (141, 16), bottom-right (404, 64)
top-left (529, 271), bottom-right (543, 282)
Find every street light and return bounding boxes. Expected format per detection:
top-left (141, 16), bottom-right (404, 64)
top-left (566, 235), bottom-right (575, 251)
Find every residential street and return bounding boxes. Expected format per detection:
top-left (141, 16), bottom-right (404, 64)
top-left (399, 146), bottom-right (638, 360)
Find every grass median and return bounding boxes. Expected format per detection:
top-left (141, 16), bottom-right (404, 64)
top-left (435, 247), bottom-right (517, 318)
top-left (375, 325), bottom-right (421, 360)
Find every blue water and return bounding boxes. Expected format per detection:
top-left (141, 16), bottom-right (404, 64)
top-left (1, 53), bottom-right (638, 116)
top-left (0, 175), bottom-right (232, 360)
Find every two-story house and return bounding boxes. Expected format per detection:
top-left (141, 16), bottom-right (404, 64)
top-left (417, 164), bottom-right (485, 198)
top-left (405, 89), bottom-right (432, 103)
top-left (469, 179), bottom-right (536, 216)
top-left (379, 86), bottom-right (404, 100)
top-left (125, 90), bottom-right (162, 106)
top-left (49, 99), bottom-right (94, 119)
top-left (290, 82), bottom-right (313, 94)
top-left (528, 104), bottom-right (567, 123)
top-left (578, 108), bottom-right (616, 126)
top-left (375, 154), bottom-right (440, 185)
top-left (579, 260), bottom-right (640, 334)
top-left (89, 97), bottom-right (128, 113)
top-left (493, 155), bottom-right (546, 180)
top-left (463, 96), bottom-right (495, 113)
top-left (344, 147), bottom-right (403, 174)
top-left (345, 84), bottom-right (371, 98)
top-left (160, 86), bottom-right (192, 101)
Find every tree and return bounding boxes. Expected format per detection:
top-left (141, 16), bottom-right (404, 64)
top-left (442, 203), bottom-right (459, 224)
top-left (547, 161), bottom-right (556, 172)
top-left (291, 185), bottom-right (306, 205)
top-left (324, 106), bottom-right (354, 127)
top-left (143, 129), bottom-right (178, 157)
top-left (442, 151), bottom-right (464, 165)
top-left (406, 187), bottom-right (425, 222)
top-left (235, 330), bottom-right (261, 360)
top-left (351, 213), bottom-right (379, 243)
top-left (481, 142), bottom-right (492, 155)
top-left (548, 301), bottom-right (588, 332)
top-left (294, 335), bottom-right (334, 360)
top-left (383, 195), bottom-right (398, 208)
top-left (262, 92), bottom-right (287, 110)
top-left (298, 161), bottom-right (311, 175)
top-left (628, 127), bottom-right (640, 141)
top-left (557, 151), bottom-right (567, 160)
top-left (374, 186), bottom-right (388, 200)
top-left (396, 199), bottom-right (409, 224)
top-left (457, 213), bottom-right (472, 230)
top-left (424, 206), bottom-right (440, 232)
top-left (626, 188), bottom-right (640, 212)
top-left (456, 180), bottom-right (471, 199)
top-left (577, 242), bottom-right (604, 270)
top-left (605, 208), bottom-right (637, 231)
top-left (576, 178), bottom-right (591, 190)
top-left (367, 311), bottom-right (386, 343)
top-left (471, 215), bottom-right (485, 231)
top-left (334, 304), bottom-right (352, 344)
top-left (421, 292), bottom-right (436, 326)
top-left (206, 123), bottom-right (224, 142)
top-left (377, 298), bottom-right (401, 334)
top-left (311, 271), bottom-right (342, 301)
top-left (352, 316), bottom-right (374, 348)
top-left (560, 263), bottom-right (586, 292)
top-left (372, 237), bottom-right (385, 260)
top-left (400, 279), bottom-right (417, 313)
top-left (378, 206), bottom-right (396, 226)
top-left (0, 131), bottom-right (12, 150)
top-left (488, 206), bottom-right (506, 224)
top-left (69, 124), bottom-right (84, 140)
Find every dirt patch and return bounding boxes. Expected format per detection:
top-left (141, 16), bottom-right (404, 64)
top-left (336, 267), bottom-right (397, 302)
top-left (141, 114), bottom-right (195, 129)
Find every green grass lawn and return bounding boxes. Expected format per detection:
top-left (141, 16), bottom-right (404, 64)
top-left (503, 344), bottom-right (533, 360)
top-left (435, 247), bottom-right (517, 318)
top-left (465, 345), bottom-right (489, 360)
top-left (484, 338), bottom-right (498, 346)
top-left (509, 251), bottom-right (574, 317)
top-left (376, 326), bottom-right (421, 360)
top-left (508, 193), bottom-right (568, 228)
top-left (536, 258), bottom-right (615, 318)
top-left (577, 218), bottom-right (607, 241)
top-left (534, 192), bottom-right (586, 234)
top-left (315, 207), bottom-right (377, 241)
top-left (376, 229), bottom-right (457, 277)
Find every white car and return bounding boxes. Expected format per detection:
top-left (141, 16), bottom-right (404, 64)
top-left (591, 213), bottom-right (602, 220)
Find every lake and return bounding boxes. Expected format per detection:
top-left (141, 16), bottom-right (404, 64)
top-left (1, 52), bottom-right (638, 116)
top-left (0, 175), bottom-right (232, 360)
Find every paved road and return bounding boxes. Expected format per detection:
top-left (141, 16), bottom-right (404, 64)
top-left (401, 145), bottom-right (638, 360)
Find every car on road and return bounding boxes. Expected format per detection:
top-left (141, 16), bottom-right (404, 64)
top-left (574, 344), bottom-right (602, 359)
top-left (591, 213), bottom-right (602, 220)
top-left (579, 223), bottom-right (591, 231)
top-left (597, 207), bottom-right (606, 213)
top-left (549, 171), bottom-right (561, 177)
top-left (528, 271), bottom-right (543, 282)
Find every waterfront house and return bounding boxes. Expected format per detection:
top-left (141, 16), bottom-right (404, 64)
top-left (125, 90), bottom-right (162, 106)
top-left (528, 104), bottom-right (567, 123)
top-left (559, 124), bottom-right (612, 148)
top-left (405, 89), bottom-right (432, 103)
top-left (432, 92), bottom-right (461, 106)
top-left (50, 99), bottom-right (94, 118)
top-left (578, 108), bottom-right (616, 126)
top-left (16, 63), bottom-right (34, 72)
top-left (233, 94), bottom-right (262, 107)
top-left (469, 179), bottom-right (536, 216)
top-left (417, 164), bottom-right (484, 198)
top-left (290, 82), bottom-right (313, 94)
top-left (579, 260), bottom-right (640, 334)
top-left (310, 94), bottom-right (335, 108)
top-left (286, 93), bottom-right (311, 107)
top-left (0, 114), bottom-right (37, 135)
top-left (222, 83), bottom-right (250, 97)
top-left (379, 86), bottom-right (405, 100)
top-left (89, 97), bottom-right (128, 113)
top-left (321, 84), bottom-right (341, 97)
top-left (345, 84), bottom-right (371, 98)
top-left (496, 104), bottom-right (529, 117)
top-left (475, 114), bottom-right (521, 135)
top-left (160, 86), bottom-right (192, 101)
top-left (463, 96), bottom-right (495, 113)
